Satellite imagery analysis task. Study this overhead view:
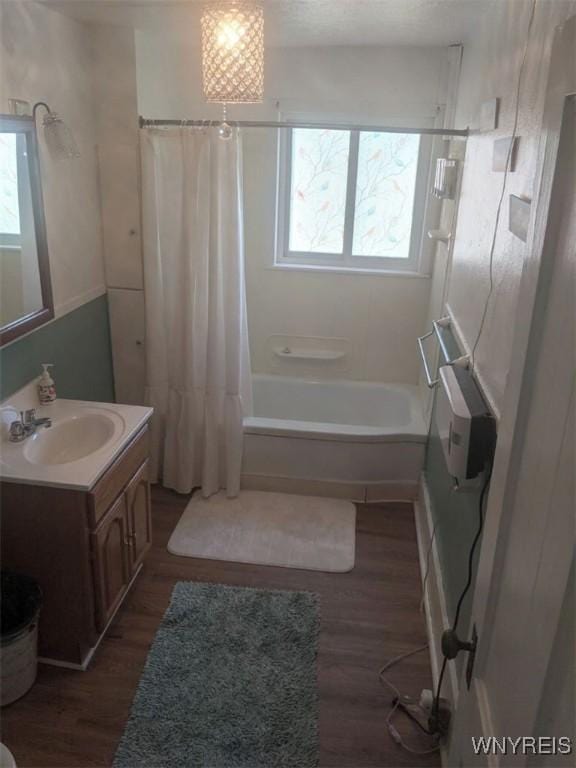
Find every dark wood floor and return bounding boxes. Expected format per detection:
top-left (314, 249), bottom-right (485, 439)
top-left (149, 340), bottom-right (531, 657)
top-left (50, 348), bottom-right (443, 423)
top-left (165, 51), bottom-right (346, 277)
top-left (2, 488), bottom-right (439, 768)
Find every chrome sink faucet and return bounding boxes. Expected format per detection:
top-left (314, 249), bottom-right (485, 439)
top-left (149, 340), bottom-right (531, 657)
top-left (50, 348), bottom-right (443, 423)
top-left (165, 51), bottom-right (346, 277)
top-left (9, 409), bottom-right (52, 443)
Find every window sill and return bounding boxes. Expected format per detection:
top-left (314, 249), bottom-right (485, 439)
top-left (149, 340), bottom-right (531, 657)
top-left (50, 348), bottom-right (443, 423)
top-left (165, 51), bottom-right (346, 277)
top-left (267, 262), bottom-right (431, 279)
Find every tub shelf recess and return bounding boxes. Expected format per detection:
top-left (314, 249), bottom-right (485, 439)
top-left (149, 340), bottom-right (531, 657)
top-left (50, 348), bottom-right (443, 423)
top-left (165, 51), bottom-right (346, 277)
top-left (417, 316), bottom-right (469, 388)
top-left (273, 347), bottom-right (345, 361)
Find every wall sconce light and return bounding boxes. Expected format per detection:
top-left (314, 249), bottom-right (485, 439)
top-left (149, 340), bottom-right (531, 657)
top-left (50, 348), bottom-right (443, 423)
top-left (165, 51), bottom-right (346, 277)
top-left (32, 102), bottom-right (80, 159)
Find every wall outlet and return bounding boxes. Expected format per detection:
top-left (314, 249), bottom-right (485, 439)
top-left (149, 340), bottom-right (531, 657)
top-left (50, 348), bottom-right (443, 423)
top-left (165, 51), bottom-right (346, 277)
top-left (419, 688), bottom-right (435, 713)
top-left (420, 689), bottom-right (451, 737)
top-left (428, 696), bottom-right (452, 737)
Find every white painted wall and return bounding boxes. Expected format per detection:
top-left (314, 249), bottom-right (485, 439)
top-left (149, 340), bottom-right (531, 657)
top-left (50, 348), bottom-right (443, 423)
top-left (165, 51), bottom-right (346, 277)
top-left (136, 37), bottom-right (451, 383)
top-left (136, 40), bottom-right (450, 121)
top-left (446, 0), bottom-right (576, 415)
top-left (0, 0), bottom-right (107, 318)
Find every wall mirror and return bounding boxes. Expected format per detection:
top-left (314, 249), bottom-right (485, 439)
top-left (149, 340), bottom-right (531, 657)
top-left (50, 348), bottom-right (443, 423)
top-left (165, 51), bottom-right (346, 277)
top-left (0, 115), bottom-right (53, 346)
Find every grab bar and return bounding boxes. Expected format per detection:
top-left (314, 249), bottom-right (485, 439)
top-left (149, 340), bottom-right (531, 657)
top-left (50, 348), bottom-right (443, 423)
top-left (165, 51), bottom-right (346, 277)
top-left (417, 329), bottom-right (438, 388)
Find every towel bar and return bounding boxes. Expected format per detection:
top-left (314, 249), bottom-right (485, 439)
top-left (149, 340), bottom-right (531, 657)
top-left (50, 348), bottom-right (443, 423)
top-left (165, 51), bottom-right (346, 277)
top-left (418, 317), bottom-right (469, 388)
top-left (433, 317), bottom-right (453, 364)
top-left (417, 330), bottom-right (438, 388)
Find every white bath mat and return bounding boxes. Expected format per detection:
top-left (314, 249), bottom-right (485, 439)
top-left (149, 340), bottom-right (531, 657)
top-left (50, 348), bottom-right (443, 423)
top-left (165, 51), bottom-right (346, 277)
top-left (167, 490), bottom-right (356, 572)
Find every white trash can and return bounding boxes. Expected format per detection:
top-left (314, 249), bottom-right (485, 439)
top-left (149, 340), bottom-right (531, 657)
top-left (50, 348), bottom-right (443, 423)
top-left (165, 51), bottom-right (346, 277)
top-left (1, 572), bottom-right (42, 707)
top-left (0, 742), bottom-right (17, 768)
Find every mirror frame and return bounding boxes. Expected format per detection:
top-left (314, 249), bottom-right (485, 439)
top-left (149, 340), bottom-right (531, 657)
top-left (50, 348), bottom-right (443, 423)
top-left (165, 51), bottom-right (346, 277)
top-left (0, 114), bottom-right (54, 347)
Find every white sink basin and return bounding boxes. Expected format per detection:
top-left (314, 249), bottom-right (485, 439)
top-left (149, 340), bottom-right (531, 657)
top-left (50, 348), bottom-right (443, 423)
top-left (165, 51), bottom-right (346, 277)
top-left (24, 413), bottom-right (118, 465)
top-left (0, 392), bottom-right (152, 490)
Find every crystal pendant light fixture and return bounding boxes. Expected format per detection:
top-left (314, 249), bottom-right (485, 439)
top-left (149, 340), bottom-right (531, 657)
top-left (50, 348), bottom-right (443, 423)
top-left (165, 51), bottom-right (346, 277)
top-left (201, 1), bottom-right (264, 138)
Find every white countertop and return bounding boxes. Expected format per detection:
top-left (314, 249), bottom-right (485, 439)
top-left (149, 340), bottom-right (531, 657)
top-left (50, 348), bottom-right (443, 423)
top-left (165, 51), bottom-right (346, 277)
top-left (0, 383), bottom-right (152, 491)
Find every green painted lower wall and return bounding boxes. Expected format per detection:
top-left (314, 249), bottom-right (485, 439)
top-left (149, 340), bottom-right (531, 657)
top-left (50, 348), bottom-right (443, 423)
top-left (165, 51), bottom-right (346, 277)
top-left (0, 294), bottom-right (115, 403)
top-left (423, 326), bottom-right (484, 632)
top-left (424, 394), bottom-right (482, 630)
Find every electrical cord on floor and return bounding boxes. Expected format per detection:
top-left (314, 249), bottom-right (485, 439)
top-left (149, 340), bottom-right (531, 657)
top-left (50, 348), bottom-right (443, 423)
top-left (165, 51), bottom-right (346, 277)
top-left (430, 468), bottom-right (492, 732)
top-left (392, 696), bottom-right (434, 735)
top-left (379, 644), bottom-right (441, 755)
top-left (419, 518), bottom-right (438, 615)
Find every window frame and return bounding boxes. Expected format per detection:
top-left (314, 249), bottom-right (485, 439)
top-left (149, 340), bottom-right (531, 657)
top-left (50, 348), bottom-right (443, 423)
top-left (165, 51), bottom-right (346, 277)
top-left (274, 114), bottom-right (439, 276)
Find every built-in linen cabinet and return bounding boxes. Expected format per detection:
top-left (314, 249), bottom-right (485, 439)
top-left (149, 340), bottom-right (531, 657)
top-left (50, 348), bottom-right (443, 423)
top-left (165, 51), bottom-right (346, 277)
top-left (1, 425), bottom-right (152, 669)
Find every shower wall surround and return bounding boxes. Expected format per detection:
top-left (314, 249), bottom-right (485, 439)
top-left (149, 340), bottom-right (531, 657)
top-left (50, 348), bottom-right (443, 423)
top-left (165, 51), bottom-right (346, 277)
top-left (136, 40), bottom-right (453, 384)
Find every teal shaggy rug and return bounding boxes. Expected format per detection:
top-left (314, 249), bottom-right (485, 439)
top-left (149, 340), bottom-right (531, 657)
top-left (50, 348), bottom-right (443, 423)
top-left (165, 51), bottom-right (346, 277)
top-left (114, 582), bottom-right (320, 768)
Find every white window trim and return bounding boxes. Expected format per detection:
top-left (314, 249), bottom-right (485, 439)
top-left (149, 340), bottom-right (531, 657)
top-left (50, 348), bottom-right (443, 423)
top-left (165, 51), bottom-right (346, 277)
top-left (273, 111), bottom-right (441, 276)
top-left (0, 233), bottom-right (21, 248)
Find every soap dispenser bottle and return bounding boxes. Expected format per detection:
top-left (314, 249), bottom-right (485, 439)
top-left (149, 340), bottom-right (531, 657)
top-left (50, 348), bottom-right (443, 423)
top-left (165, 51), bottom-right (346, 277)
top-left (38, 364), bottom-right (56, 405)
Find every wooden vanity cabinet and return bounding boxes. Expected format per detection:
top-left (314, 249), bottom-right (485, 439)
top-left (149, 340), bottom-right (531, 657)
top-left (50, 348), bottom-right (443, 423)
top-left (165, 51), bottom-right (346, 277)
top-left (125, 461), bottom-right (153, 573)
top-left (91, 493), bottom-right (131, 632)
top-left (91, 459), bottom-right (152, 632)
top-left (0, 425), bottom-right (152, 668)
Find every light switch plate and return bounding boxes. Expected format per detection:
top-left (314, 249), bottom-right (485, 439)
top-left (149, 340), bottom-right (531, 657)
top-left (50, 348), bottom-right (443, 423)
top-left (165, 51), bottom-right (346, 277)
top-left (493, 136), bottom-right (519, 172)
top-left (7, 98), bottom-right (31, 116)
top-left (480, 98), bottom-right (499, 131)
top-left (509, 195), bottom-right (531, 241)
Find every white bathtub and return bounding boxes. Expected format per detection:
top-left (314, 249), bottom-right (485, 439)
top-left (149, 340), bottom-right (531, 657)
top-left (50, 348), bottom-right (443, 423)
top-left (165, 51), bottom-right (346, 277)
top-left (242, 375), bottom-right (427, 501)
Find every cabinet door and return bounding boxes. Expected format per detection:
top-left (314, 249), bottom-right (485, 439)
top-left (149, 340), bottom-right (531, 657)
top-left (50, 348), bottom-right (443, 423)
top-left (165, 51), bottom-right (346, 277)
top-left (91, 494), bottom-right (130, 632)
top-left (125, 460), bottom-right (152, 574)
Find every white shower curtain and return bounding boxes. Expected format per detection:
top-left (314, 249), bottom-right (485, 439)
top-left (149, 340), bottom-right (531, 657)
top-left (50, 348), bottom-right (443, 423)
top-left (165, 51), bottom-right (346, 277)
top-left (140, 126), bottom-right (252, 497)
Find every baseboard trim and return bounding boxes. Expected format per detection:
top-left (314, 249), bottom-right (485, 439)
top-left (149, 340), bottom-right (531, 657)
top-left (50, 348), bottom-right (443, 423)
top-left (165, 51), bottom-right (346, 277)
top-left (241, 473), bottom-right (418, 502)
top-left (38, 564), bottom-right (143, 672)
top-left (414, 474), bottom-right (459, 712)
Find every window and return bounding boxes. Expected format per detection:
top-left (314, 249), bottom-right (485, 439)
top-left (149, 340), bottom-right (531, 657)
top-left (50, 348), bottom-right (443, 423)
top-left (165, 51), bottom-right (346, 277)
top-left (276, 124), bottom-right (433, 273)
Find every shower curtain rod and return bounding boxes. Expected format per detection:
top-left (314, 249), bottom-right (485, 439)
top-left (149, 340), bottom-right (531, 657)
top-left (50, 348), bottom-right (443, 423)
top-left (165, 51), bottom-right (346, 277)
top-left (138, 116), bottom-right (469, 137)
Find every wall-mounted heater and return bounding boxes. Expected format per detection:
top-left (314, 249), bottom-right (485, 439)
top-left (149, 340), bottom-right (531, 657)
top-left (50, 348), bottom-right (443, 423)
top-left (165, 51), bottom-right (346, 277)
top-left (436, 365), bottom-right (496, 482)
top-left (433, 158), bottom-right (459, 199)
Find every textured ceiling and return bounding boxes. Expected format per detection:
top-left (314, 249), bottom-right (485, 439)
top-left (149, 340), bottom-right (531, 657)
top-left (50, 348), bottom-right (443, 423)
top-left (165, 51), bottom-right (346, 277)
top-left (42, 0), bottom-right (498, 47)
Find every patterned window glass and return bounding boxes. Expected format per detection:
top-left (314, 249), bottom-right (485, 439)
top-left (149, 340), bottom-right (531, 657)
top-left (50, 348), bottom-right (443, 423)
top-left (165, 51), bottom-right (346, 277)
top-left (288, 128), bottom-right (350, 254)
top-left (0, 133), bottom-right (21, 235)
top-left (352, 132), bottom-right (419, 258)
